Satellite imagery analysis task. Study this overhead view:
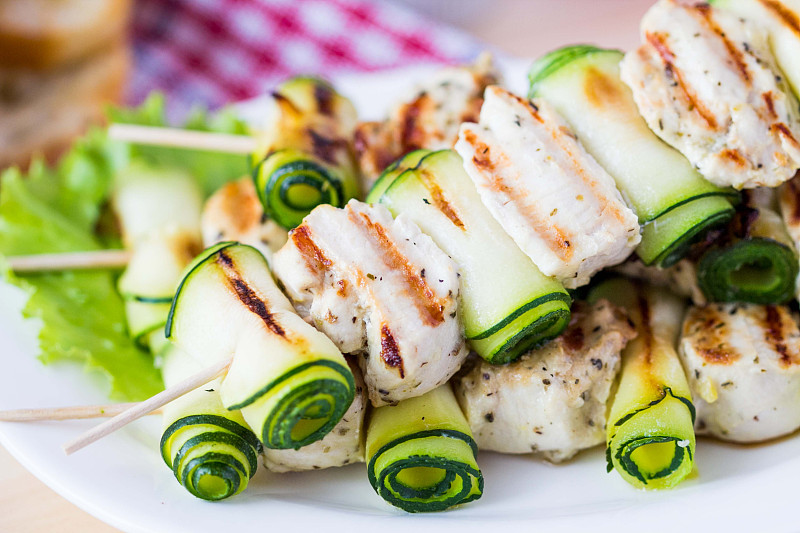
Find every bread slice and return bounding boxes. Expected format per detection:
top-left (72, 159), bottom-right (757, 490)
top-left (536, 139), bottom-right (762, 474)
top-left (0, 0), bottom-right (131, 69)
top-left (0, 40), bottom-right (129, 169)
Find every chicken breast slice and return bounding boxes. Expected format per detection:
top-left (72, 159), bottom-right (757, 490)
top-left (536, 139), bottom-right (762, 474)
top-left (354, 53), bottom-right (499, 188)
top-left (680, 303), bottom-right (800, 442)
top-left (201, 178), bottom-right (288, 266)
top-left (263, 358), bottom-right (367, 472)
top-left (620, 0), bottom-right (800, 189)
top-left (455, 87), bottom-right (640, 288)
top-left (454, 300), bottom-right (636, 462)
top-left (273, 199), bottom-right (467, 406)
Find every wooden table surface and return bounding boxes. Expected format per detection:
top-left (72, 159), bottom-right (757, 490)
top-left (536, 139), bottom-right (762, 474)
top-left (0, 1), bottom-right (648, 531)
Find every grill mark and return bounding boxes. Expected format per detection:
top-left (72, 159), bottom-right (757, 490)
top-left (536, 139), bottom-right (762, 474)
top-left (763, 305), bottom-right (796, 367)
top-left (562, 321), bottom-right (585, 352)
top-left (499, 88), bottom-right (544, 123)
top-left (646, 32), bottom-right (719, 130)
top-left (462, 127), bottom-right (575, 259)
top-left (686, 307), bottom-right (738, 365)
top-left (399, 93), bottom-right (431, 152)
top-left (349, 209), bottom-right (447, 326)
top-left (720, 148), bottom-right (747, 168)
top-left (380, 324), bottom-right (404, 378)
top-left (307, 129), bottom-right (348, 165)
top-left (313, 83), bottom-right (334, 116)
top-left (692, 3), bottom-right (751, 85)
top-left (635, 283), bottom-right (654, 367)
top-left (214, 180), bottom-right (262, 233)
top-left (760, 0), bottom-right (800, 38)
top-left (353, 122), bottom-right (397, 178)
top-left (584, 67), bottom-right (625, 109)
top-left (272, 92), bottom-right (301, 116)
top-left (291, 225), bottom-right (332, 273)
top-left (763, 91), bottom-right (777, 120)
top-left (216, 251), bottom-right (286, 337)
top-left (417, 169), bottom-right (465, 230)
top-left (773, 122), bottom-right (800, 151)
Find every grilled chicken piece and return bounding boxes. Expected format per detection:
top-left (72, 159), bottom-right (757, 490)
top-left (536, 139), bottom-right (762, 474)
top-left (680, 303), bottom-right (800, 442)
top-left (779, 172), bottom-right (800, 298)
top-left (620, 0), bottom-right (800, 189)
top-left (354, 53), bottom-right (499, 188)
top-left (456, 87), bottom-right (640, 288)
top-left (454, 300), bottom-right (635, 462)
top-left (273, 199), bottom-right (467, 406)
top-left (263, 358), bottom-right (367, 472)
top-left (201, 178), bottom-right (288, 266)
top-left (613, 258), bottom-right (706, 306)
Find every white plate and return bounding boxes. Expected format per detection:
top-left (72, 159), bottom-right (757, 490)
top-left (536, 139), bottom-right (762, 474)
top-left (2, 61), bottom-right (800, 533)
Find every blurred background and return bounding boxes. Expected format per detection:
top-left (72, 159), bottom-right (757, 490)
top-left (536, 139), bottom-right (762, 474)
top-left (0, 0), bottom-right (650, 531)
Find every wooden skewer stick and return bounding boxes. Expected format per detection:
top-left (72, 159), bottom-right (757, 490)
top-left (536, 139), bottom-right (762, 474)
top-left (7, 249), bottom-right (132, 273)
top-left (108, 124), bottom-right (258, 154)
top-left (63, 356), bottom-right (232, 456)
top-left (0, 404), bottom-right (162, 422)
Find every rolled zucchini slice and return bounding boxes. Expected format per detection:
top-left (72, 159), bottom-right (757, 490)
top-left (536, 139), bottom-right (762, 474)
top-left (365, 149), bottom-right (432, 204)
top-left (366, 385), bottom-right (483, 513)
top-left (697, 193), bottom-right (798, 304)
top-left (160, 346), bottom-right (261, 501)
top-left (589, 278), bottom-right (695, 490)
top-left (252, 77), bottom-right (360, 229)
top-left (529, 45), bottom-right (737, 267)
top-left (118, 229), bottom-right (200, 350)
top-left (378, 149), bottom-right (571, 364)
top-left (166, 242), bottom-right (355, 449)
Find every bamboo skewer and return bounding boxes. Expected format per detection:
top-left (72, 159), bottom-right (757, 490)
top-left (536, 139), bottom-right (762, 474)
top-left (62, 355), bottom-right (232, 455)
top-left (0, 404), bottom-right (162, 421)
top-left (7, 249), bottom-right (132, 273)
top-left (107, 124), bottom-right (258, 154)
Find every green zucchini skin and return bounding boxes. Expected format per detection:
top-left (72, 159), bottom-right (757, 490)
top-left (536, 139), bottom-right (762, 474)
top-left (166, 242), bottom-right (355, 450)
top-left (252, 77), bottom-right (360, 230)
top-left (365, 386), bottom-right (483, 512)
top-left (589, 278), bottom-right (696, 490)
top-left (528, 45), bottom-right (738, 267)
top-left (377, 149), bottom-right (571, 364)
top-left (697, 202), bottom-right (799, 304)
top-left (365, 149), bottom-right (432, 204)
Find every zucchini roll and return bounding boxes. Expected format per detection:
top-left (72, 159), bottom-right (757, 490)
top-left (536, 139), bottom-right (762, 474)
top-left (252, 77), bottom-right (360, 230)
top-left (454, 300), bottom-right (635, 462)
top-left (263, 358), bottom-right (367, 472)
top-left (529, 45), bottom-right (737, 267)
top-left (167, 242), bottom-right (355, 449)
top-left (680, 303), bottom-right (800, 442)
top-left (589, 278), bottom-right (696, 490)
top-left (201, 177), bottom-right (288, 268)
top-left (455, 85), bottom-right (640, 288)
top-left (273, 200), bottom-right (466, 406)
top-left (366, 385), bottom-right (483, 513)
top-left (779, 173), bottom-right (800, 299)
top-left (160, 346), bottom-right (261, 501)
top-left (711, 0), bottom-right (800, 99)
top-left (697, 189), bottom-right (798, 304)
top-left (376, 149), bottom-right (571, 364)
top-left (354, 54), bottom-right (499, 187)
top-left (620, 0), bottom-right (800, 189)
top-left (112, 162), bottom-right (203, 248)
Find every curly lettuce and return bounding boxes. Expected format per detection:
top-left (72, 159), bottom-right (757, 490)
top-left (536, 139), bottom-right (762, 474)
top-left (0, 94), bottom-right (251, 401)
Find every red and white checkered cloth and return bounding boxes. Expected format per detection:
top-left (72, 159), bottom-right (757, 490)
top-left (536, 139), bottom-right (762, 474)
top-left (129, 0), bottom-right (483, 117)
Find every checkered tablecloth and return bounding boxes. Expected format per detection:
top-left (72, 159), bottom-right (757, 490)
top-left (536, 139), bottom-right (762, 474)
top-left (129, 0), bottom-right (483, 117)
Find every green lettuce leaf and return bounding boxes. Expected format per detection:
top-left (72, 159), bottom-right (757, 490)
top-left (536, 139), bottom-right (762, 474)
top-left (0, 131), bottom-right (163, 401)
top-left (108, 93), bottom-right (251, 195)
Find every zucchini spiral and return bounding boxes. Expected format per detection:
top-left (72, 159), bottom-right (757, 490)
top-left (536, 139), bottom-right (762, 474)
top-left (366, 386), bottom-right (483, 512)
top-left (252, 77), bottom-right (360, 229)
top-left (590, 278), bottom-right (696, 489)
top-left (697, 192), bottom-right (798, 304)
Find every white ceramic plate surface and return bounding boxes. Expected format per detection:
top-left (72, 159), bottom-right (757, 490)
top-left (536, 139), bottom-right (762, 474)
top-left (2, 61), bottom-right (800, 533)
